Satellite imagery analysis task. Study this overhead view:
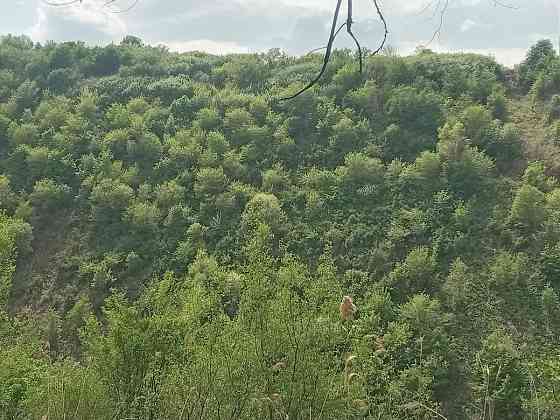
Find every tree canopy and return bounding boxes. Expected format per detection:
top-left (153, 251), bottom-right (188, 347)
top-left (1, 34), bottom-right (560, 419)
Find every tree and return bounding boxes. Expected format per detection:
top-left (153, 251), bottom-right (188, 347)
top-left (510, 184), bottom-right (546, 231)
top-left (90, 179), bottom-right (134, 228)
top-left (7, 80), bottom-right (39, 116)
top-left (519, 39), bottom-right (557, 89)
top-left (0, 176), bottom-right (17, 213)
top-left (87, 45), bottom-right (121, 77)
top-left (2, 23), bottom-right (560, 420)
top-left (386, 86), bottom-right (443, 136)
top-left (548, 94), bottom-right (560, 122)
top-left (461, 105), bottom-right (493, 147)
top-left (0, 212), bottom-right (32, 307)
top-left (472, 331), bottom-right (526, 419)
top-left (121, 35), bottom-right (143, 47)
top-left (337, 152), bottom-right (384, 191)
top-left (194, 167), bottom-right (228, 198)
top-left (241, 192), bottom-right (286, 236)
top-left (488, 87), bottom-right (508, 121)
top-left (387, 247), bottom-right (437, 300)
top-left (29, 179), bottom-right (71, 217)
top-left (47, 68), bottom-right (77, 94)
top-left (127, 132), bottom-right (162, 169)
top-left (194, 107), bottom-right (221, 132)
top-left (0, 214), bottom-right (17, 308)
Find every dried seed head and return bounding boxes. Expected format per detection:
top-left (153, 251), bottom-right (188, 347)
top-left (270, 393), bottom-right (282, 402)
top-left (272, 361), bottom-right (287, 372)
top-left (345, 354), bottom-right (357, 369)
top-left (346, 372), bottom-right (360, 384)
top-left (375, 336), bottom-right (386, 354)
top-left (352, 399), bottom-right (369, 411)
top-left (340, 295), bottom-right (357, 321)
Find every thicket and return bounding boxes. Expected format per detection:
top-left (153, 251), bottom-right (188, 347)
top-left (1, 34), bottom-right (560, 419)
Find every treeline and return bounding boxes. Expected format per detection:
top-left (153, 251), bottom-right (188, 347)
top-left (1, 34), bottom-right (560, 419)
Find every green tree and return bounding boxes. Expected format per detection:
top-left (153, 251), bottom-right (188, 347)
top-left (472, 331), bottom-right (526, 419)
top-left (241, 193), bottom-right (286, 236)
top-left (519, 39), bottom-right (556, 89)
top-left (510, 184), bottom-right (546, 231)
top-left (29, 179), bottom-right (71, 216)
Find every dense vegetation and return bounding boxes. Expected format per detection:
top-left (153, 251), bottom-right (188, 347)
top-left (1, 34), bottom-right (560, 419)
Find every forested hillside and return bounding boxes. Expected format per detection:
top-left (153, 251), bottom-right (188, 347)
top-left (2, 34), bottom-right (560, 419)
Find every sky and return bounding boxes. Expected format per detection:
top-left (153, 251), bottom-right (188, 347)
top-left (1, 0), bottom-right (559, 67)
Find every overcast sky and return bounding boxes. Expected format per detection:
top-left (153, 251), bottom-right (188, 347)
top-left (1, 0), bottom-right (559, 66)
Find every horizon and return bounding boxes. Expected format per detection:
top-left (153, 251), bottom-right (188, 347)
top-left (2, 31), bottom-right (557, 70)
top-left (1, 0), bottom-right (558, 67)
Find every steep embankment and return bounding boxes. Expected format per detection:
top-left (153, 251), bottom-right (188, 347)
top-left (510, 95), bottom-right (560, 176)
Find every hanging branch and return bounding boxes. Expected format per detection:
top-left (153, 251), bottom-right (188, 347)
top-left (422, 0), bottom-right (517, 47)
top-left (281, 0), bottom-right (389, 100)
top-left (304, 1), bottom-right (387, 60)
top-left (346, 0), bottom-right (363, 73)
top-left (280, 0), bottom-right (345, 101)
top-left (105, 0), bottom-right (140, 14)
top-left (40, 0), bottom-right (517, 101)
top-left (42, 0), bottom-right (83, 6)
top-left (371, 0), bottom-right (389, 56)
top-left (42, 0), bottom-right (139, 13)
top-left (425, 0), bottom-right (450, 47)
top-left (305, 22), bottom-right (349, 56)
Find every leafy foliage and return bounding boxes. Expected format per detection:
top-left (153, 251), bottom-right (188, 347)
top-left (0, 35), bottom-right (559, 419)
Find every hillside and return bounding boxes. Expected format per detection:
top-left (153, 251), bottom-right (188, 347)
top-left (2, 35), bottom-right (560, 419)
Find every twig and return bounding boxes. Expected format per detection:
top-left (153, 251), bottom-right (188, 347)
top-left (42, 0), bottom-right (139, 13)
top-left (305, 22), bottom-right (348, 56)
top-left (371, 0), bottom-right (389, 56)
top-left (280, 0), bottom-right (344, 100)
top-left (426, 0), bottom-right (450, 47)
top-left (346, 0), bottom-right (363, 73)
top-left (416, 402), bottom-right (448, 420)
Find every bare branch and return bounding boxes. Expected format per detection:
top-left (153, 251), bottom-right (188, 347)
top-left (346, 0), bottom-right (363, 73)
top-left (105, 0), bottom-right (140, 13)
top-left (41, 0), bottom-right (518, 101)
top-left (414, 0), bottom-right (441, 17)
top-left (305, 22), bottom-right (348, 56)
top-left (421, 0), bottom-right (518, 47)
top-left (371, 0), bottom-right (389, 56)
top-left (490, 0), bottom-right (518, 10)
top-left (280, 0), bottom-right (345, 101)
top-left (42, 0), bottom-right (139, 13)
top-left (42, 0), bottom-right (82, 6)
top-left (282, 0), bottom-right (389, 100)
top-left (426, 0), bottom-right (450, 47)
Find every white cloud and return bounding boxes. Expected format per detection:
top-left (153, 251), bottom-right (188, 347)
top-left (241, 0), bottom-right (332, 12)
top-left (240, 0), bottom-right (438, 18)
top-left (460, 18), bottom-right (477, 32)
top-left (462, 47), bottom-right (527, 66)
top-left (460, 0), bottom-right (482, 6)
top-left (28, 0), bottom-right (127, 43)
top-left (28, 6), bottom-right (48, 41)
top-left (4, 0), bottom-right (555, 66)
top-left (397, 40), bottom-right (527, 66)
top-left (69, 2), bottom-right (127, 35)
top-left (529, 32), bottom-right (557, 43)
